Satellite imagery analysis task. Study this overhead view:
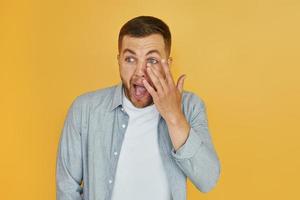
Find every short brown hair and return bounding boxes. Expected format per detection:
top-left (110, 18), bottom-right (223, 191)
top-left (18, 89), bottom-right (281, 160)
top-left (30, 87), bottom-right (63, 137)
top-left (118, 16), bottom-right (172, 55)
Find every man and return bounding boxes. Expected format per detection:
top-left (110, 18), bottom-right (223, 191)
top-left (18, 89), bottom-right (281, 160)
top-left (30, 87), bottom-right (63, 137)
top-left (56, 16), bottom-right (221, 200)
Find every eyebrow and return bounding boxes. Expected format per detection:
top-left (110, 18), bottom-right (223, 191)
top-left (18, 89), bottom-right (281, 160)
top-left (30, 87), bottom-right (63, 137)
top-left (122, 48), bottom-right (161, 56)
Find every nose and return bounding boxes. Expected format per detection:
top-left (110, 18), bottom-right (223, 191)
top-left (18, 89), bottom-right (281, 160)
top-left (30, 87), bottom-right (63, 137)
top-left (134, 60), bottom-right (147, 78)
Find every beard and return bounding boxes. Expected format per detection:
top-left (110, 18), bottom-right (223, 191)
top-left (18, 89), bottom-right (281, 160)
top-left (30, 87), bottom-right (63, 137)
top-left (122, 76), bottom-right (154, 108)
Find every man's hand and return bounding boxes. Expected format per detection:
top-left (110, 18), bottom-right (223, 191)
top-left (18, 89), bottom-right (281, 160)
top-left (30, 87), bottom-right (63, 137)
top-left (142, 59), bottom-right (184, 123)
top-left (142, 59), bottom-right (191, 151)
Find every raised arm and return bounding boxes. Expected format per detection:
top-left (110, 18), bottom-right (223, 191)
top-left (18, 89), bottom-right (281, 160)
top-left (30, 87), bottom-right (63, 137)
top-left (170, 94), bottom-right (221, 193)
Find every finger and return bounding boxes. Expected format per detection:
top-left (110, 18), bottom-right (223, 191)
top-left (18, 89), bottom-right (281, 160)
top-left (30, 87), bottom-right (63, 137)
top-left (147, 63), bottom-right (168, 92)
top-left (161, 59), bottom-right (175, 87)
top-left (176, 74), bottom-right (186, 93)
top-left (142, 78), bottom-right (158, 99)
top-left (146, 66), bottom-right (164, 96)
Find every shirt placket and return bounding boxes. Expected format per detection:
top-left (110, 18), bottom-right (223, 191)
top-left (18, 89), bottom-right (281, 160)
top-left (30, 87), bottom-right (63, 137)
top-left (106, 106), bottom-right (129, 199)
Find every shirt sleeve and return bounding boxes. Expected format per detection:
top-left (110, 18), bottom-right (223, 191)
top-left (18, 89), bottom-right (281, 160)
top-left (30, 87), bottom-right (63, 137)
top-left (170, 93), bottom-right (221, 193)
top-left (56, 97), bottom-right (84, 200)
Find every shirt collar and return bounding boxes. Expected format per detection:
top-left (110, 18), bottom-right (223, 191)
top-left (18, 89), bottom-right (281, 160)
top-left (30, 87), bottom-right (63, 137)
top-left (109, 82), bottom-right (124, 111)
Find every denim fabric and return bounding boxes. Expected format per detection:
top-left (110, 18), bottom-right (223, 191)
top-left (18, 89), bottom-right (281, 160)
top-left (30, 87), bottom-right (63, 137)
top-left (56, 82), bottom-right (221, 200)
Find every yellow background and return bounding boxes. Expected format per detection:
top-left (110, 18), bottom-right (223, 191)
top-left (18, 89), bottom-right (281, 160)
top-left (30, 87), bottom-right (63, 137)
top-left (1, 0), bottom-right (299, 199)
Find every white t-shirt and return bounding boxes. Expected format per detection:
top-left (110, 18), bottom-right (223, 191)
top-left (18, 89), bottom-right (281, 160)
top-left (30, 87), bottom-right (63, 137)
top-left (111, 92), bottom-right (172, 200)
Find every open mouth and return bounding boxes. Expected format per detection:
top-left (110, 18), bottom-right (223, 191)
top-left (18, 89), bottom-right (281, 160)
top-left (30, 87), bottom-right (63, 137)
top-left (133, 84), bottom-right (148, 99)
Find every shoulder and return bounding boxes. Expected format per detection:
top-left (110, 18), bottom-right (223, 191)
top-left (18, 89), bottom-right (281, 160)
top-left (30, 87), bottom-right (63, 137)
top-left (70, 83), bottom-right (119, 110)
top-left (181, 89), bottom-right (207, 120)
top-left (182, 89), bottom-right (206, 109)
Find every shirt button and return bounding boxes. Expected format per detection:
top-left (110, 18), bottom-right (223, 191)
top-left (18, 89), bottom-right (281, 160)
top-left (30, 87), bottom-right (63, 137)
top-left (108, 179), bottom-right (113, 184)
top-left (114, 151), bottom-right (118, 156)
top-left (121, 107), bottom-right (124, 111)
top-left (122, 124), bottom-right (126, 128)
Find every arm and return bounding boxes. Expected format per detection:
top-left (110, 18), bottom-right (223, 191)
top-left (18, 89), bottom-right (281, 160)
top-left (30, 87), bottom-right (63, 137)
top-left (56, 98), bottom-right (84, 200)
top-left (142, 59), bottom-right (221, 192)
top-left (170, 94), bottom-right (221, 193)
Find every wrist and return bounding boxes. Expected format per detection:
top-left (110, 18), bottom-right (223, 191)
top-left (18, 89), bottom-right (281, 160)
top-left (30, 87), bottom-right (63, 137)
top-left (165, 112), bottom-right (187, 127)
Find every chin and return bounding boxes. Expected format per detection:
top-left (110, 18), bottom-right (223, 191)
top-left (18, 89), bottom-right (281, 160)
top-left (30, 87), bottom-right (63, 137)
top-left (122, 80), bottom-right (153, 108)
top-left (129, 89), bottom-right (153, 108)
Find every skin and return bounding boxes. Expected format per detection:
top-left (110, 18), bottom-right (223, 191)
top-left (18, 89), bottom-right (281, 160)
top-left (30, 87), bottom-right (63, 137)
top-left (117, 33), bottom-right (191, 151)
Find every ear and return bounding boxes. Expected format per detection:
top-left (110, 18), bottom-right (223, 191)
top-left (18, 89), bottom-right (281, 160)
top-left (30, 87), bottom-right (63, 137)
top-left (167, 57), bottom-right (173, 66)
top-left (117, 54), bottom-right (120, 64)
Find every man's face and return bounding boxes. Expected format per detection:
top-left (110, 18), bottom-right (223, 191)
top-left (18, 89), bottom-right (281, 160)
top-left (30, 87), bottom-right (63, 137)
top-left (118, 34), bottom-right (169, 108)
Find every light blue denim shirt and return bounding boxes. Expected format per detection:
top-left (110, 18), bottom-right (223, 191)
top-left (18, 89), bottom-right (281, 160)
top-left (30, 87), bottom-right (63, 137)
top-left (56, 82), bottom-right (221, 200)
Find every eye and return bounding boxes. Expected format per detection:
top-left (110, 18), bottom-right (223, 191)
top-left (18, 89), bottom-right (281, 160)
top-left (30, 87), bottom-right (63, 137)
top-left (125, 56), bottom-right (136, 63)
top-left (147, 58), bottom-right (159, 65)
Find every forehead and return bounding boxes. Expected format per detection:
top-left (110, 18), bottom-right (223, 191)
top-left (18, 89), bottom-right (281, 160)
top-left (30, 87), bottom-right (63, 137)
top-left (121, 34), bottom-right (166, 55)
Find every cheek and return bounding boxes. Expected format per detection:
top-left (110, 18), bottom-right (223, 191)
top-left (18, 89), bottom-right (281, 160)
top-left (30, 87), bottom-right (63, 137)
top-left (120, 64), bottom-right (135, 83)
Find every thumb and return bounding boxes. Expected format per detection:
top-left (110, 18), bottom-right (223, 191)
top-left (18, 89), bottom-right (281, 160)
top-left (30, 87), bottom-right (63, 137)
top-left (176, 74), bottom-right (186, 93)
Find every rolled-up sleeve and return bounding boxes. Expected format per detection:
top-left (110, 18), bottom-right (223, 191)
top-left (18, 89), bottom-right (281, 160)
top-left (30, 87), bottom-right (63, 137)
top-left (56, 97), bottom-right (84, 200)
top-left (170, 94), bottom-right (221, 193)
